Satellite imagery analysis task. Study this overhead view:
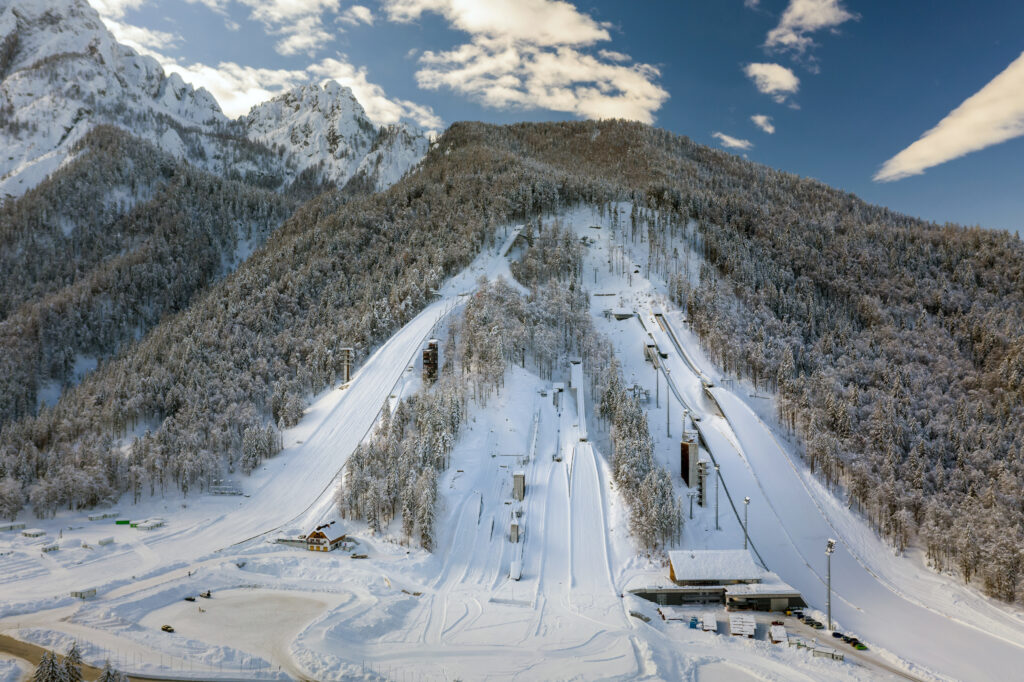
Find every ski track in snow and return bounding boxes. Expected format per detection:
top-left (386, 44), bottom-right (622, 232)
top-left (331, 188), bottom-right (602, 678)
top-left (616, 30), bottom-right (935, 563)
top-left (1, 209), bottom-right (993, 681)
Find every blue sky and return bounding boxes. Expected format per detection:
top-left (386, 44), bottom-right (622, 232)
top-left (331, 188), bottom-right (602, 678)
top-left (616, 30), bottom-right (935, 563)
top-left (93, 0), bottom-right (1024, 233)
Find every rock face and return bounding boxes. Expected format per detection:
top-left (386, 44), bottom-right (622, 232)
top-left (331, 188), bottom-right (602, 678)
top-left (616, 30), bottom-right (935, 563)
top-left (0, 0), bottom-right (431, 198)
top-left (0, 0), bottom-right (234, 198)
top-left (245, 81), bottom-right (429, 189)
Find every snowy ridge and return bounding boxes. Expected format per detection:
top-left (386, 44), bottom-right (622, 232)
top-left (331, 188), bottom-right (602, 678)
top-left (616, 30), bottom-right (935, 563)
top-left (244, 82), bottom-right (429, 190)
top-left (0, 0), bottom-right (429, 198)
top-left (244, 81), bottom-right (376, 188)
top-left (0, 0), bottom-right (239, 197)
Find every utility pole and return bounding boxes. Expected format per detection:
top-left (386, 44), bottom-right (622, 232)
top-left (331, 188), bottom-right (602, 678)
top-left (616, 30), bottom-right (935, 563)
top-left (826, 538), bottom-right (836, 631)
top-left (665, 368), bottom-right (671, 437)
top-left (714, 464), bottom-right (720, 530)
top-left (743, 496), bottom-right (750, 549)
top-left (655, 363), bottom-right (659, 408)
top-left (687, 491), bottom-right (697, 520)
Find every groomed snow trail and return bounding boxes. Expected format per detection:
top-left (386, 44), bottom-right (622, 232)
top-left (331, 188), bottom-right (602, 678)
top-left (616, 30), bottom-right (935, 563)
top-left (569, 443), bottom-right (616, 598)
top-left (712, 387), bottom-right (1024, 682)
top-left (653, 307), bottom-right (1024, 682)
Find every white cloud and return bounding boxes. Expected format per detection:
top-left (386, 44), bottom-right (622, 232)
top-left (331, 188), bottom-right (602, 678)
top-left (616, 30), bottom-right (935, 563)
top-left (272, 15), bottom-right (333, 56)
top-left (385, 0), bottom-right (667, 122)
top-left (744, 0), bottom-right (760, 8)
top-left (598, 49), bottom-right (631, 63)
top-left (743, 62), bottom-right (799, 103)
top-left (167, 60), bottom-right (308, 117)
top-left (765, 0), bottom-right (855, 55)
top-left (88, 0), bottom-right (148, 20)
top-left (234, 0), bottom-right (342, 56)
top-left (184, 0), bottom-right (229, 12)
top-left (712, 132), bottom-right (753, 150)
top-left (417, 37), bottom-right (667, 123)
top-left (383, 0), bottom-right (609, 47)
top-left (90, 0), bottom-right (440, 127)
top-left (102, 18), bottom-right (180, 53)
top-left (240, 0), bottom-right (340, 25)
top-left (875, 51), bottom-right (1024, 182)
top-left (340, 5), bottom-right (374, 26)
top-left (98, 0), bottom-right (344, 56)
top-left (750, 114), bottom-right (774, 134)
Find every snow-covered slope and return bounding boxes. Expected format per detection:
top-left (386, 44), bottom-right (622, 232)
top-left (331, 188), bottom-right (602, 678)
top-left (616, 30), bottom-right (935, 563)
top-left (354, 122), bottom-right (430, 191)
top-left (0, 0), bottom-right (252, 197)
top-left (0, 0), bottom-right (428, 197)
top-left (245, 82), bottom-right (428, 190)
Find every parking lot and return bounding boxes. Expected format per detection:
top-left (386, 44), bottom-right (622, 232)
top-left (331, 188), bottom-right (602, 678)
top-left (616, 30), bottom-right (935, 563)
top-left (661, 608), bottom-right (923, 681)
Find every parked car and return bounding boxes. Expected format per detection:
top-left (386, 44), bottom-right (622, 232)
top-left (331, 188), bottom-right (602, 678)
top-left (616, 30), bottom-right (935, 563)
top-left (841, 635), bottom-right (854, 643)
top-left (771, 621), bottom-right (784, 627)
top-left (161, 625), bottom-right (174, 633)
top-left (831, 631), bottom-right (844, 638)
top-left (854, 643), bottom-right (868, 651)
top-left (184, 596), bottom-right (195, 602)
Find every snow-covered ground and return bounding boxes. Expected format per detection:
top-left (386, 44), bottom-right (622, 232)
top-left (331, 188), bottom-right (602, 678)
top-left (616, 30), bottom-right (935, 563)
top-left (3, 207), bottom-right (1016, 680)
top-left (564, 204), bottom-right (1024, 681)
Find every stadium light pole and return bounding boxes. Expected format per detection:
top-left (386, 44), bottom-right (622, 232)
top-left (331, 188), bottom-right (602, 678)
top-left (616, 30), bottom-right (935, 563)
top-left (665, 368), bottom-right (671, 437)
top-left (655, 362), bottom-right (659, 408)
top-left (826, 538), bottom-right (836, 631)
top-left (714, 464), bottom-right (720, 530)
top-left (743, 496), bottom-right (750, 549)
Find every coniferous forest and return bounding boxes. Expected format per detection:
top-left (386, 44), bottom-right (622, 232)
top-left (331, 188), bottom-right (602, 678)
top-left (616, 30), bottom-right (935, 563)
top-left (0, 120), bottom-right (1021, 602)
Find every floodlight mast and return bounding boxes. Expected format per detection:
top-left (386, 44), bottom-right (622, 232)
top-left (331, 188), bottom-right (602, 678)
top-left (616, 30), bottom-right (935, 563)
top-left (714, 464), bottom-right (720, 530)
top-left (826, 538), bottom-right (837, 631)
top-left (743, 496), bottom-right (751, 549)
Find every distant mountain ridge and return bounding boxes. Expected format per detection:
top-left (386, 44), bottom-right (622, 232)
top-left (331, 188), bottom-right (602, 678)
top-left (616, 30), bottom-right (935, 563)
top-left (0, 0), bottom-right (429, 197)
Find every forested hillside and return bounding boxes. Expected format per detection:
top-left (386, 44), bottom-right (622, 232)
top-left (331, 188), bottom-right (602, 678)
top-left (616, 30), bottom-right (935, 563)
top-left (0, 119), bottom-right (1020, 603)
top-left (0, 126), bottom-right (296, 428)
top-left (0, 121), bottom-right (654, 518)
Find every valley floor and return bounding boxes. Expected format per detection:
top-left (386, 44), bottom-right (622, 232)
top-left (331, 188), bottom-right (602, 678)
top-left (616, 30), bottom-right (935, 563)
top-left (0, 208), bottom-right (1021, 681)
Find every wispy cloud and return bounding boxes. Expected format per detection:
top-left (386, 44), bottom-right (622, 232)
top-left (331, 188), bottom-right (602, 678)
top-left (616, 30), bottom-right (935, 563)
top-left (88, 0), bottom-right (148, 19)
top-left (339, 5), bottom-right (374, 26)
top-left (237, 0), bottom-right (341, 57)
top-left (102, 18), bottom-right (180, 53)
top-left (875, 52), bottom-right (1024, 182)
top-left (91, 0), bottom-right (439, 127)
top-left (712, 132), bottom-right (753, 150)
top-left (765, 0), bottom-right (855, 55)
top-left (750, 114), bottom-right (775, 134)
top-left (383, 0), bottom-right (610, 47)
top-left (743, 62), bottom-right (799, 103)
top-left (384, 0), bottom-right (668, 123)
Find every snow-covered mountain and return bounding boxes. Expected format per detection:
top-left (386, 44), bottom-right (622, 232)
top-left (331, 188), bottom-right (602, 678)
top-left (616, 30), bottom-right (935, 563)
top-left (355, 122), bottom-right (431, 191)
top-left (244, 81), bottom-right (428, 189)
top-left (0, 0), bottom-right (243, 198)
top-left (0, 0), bottom-right (429, 198)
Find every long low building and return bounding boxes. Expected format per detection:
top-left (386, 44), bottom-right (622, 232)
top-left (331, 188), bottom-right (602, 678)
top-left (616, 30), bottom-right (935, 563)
top-left (628, 549), bottom-right (805, 611)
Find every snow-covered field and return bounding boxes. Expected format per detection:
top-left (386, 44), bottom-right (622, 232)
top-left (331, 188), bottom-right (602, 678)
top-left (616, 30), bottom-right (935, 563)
top-left (1, 208), bottom-right (1020, 680)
